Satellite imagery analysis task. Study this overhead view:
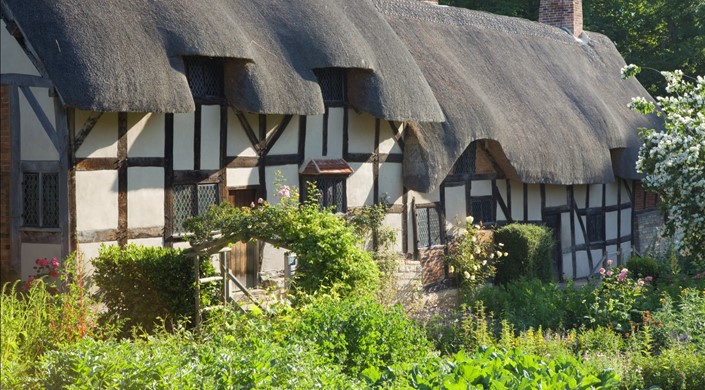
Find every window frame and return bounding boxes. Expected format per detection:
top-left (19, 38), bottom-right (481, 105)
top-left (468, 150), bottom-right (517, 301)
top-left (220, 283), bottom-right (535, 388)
top-left (171, 182), bottom-right (220, 235)
top-left (21, 170), bottom-right (60, 229)
top-left (415, 203), bottom-right (443, 249)
top-left (301, 175), bottom-right (347, 213)
top-left (468, 195), bottom-right (495, 226)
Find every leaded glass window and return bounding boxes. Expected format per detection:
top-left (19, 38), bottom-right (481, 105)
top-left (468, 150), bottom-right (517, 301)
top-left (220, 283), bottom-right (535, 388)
top-left (304, 176), bottom-right (346, 213)
top-left (314, 68), bottom-right (346, 104)
top-left (184, 56), bottom-right (225, 101)
top-left (22, 172), bottom-right (59, 228)
top-left (587, 210), bottom-right (605, 242)
top-left (416, 206), bottom-right (442, 248)
top-left (469, 196), bottom-right (494, 225)
top-left (173, 183), bottom-right (219, 234)
top-left (452, 143), bottom-right (476, 175)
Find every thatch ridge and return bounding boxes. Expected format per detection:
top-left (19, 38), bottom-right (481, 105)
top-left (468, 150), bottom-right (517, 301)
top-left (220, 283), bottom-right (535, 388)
top-left (375, 0), bottom-right (661, 190)
top-left (1, 0), bottom-right (444, 122)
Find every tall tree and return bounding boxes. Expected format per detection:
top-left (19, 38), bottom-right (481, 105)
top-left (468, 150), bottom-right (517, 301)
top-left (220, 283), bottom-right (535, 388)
top-left (441, 0), bottom-right (705, 94)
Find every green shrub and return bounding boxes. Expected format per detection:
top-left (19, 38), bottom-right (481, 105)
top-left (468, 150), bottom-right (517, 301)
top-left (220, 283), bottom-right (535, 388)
top-left (494, 223), bottom-right (555, 284)
top-left (626, 255), bottom-right (660, 279)
top-left (292, 297), bottom-right (433, 374)
top-left (651, 287), bottom-right (705, 352)
top-left (624, 346), bottom-right (705, 390)
top-left (92, 244), bottom-right (218, 335)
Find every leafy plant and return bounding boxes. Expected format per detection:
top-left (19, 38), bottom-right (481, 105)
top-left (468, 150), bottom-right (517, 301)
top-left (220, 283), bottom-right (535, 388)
top-left (92, 244), bottom-right (218, 335)
top-left (586, 263), bottom-right (650, 333)
top-left (446, 217), bottom-right (505, 293)
top-left (493, 223), bottom-right (555, 284)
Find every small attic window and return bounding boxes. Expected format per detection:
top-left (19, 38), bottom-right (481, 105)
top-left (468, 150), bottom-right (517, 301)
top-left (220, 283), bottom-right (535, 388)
top-left (314, 68), bottom-right (346, 105)
top-left (451, 143), bottom-right (476, 175)
top-left (184, 56), bottom-right (225, 102)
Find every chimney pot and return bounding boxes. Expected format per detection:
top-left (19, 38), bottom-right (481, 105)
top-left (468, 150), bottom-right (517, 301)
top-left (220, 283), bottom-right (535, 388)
top-left (539, 0), bottom-right (583, 37)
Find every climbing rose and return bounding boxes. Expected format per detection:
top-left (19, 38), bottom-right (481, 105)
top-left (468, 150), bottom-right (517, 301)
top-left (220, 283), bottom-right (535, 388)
top-left (278, 185), bottom-right (291, 198)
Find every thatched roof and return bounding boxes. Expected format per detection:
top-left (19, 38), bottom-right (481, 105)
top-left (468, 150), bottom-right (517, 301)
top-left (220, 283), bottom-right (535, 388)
top-left (375, 0), bottom-right (662, 191)
top-left (0, 0), bottom-right (443, 122)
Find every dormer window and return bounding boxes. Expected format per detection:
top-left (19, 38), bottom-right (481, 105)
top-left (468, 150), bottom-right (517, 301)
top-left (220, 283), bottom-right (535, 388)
top-left (314, 68), bottom-right (346, 105)
top-left (184, 56), bottom-right (225, 103)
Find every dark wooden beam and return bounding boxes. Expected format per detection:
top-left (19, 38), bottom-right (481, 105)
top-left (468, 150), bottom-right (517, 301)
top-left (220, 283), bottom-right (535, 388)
top-left (73, 112), bottom-right (103, 154)
top-left (322, 108), bottom-right (329, 157)
top-left (117, 113), bottom-right (128, 247)
top-left (262, 115), bottom-right (293, 157)
top-left (164, 114), bottom-right (174, 245)
top-left (173, 170), bottom-right (221, 184)
top-left (373, 119), bottom-right (380, 204)
top-left (193, 105), bottom-right (201, 171)
top-left (298, 116), bottom-right (307, 164)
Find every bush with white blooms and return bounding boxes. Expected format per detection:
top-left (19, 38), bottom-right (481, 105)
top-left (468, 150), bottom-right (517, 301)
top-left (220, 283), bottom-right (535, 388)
top-left (622, 65), bottom-right (705, 266)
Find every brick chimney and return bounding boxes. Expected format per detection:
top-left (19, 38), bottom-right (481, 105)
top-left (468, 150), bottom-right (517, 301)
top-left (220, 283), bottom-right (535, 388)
top-left (539, 0), bottom-right (583, 37)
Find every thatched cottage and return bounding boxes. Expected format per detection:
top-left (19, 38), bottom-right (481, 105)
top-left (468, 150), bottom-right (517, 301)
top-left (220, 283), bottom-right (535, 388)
top-left (0, 0), bottom-right (662, 286)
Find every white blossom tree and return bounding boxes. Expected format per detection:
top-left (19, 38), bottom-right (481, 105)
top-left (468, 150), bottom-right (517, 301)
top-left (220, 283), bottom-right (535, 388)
top-left (622, 65), bottom-right (705, 267)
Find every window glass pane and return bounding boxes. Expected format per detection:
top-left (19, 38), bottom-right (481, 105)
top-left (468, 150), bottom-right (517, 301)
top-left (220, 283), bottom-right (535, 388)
top-left (471, 197), bottom-right (494, 225)
top-left (22, 173), bottom-right (39, 227)
top-left (184, 57), bottom-right (224, 99)
top-left (307, 176), bottom-right (345, 213)
top-left (42, 173), bottom-right (59, 227)
top-left (452, 143), bottom-right (476, 175)
top-left (587, 212), bottom-right (605, 242)
top-left (416, 206), bottom-right (441, 248)
top-left (173, 184), bottom-right (194, 234)
top-left (197, 184), bottom-right (218, 215)
top-left (314, 68), bottom-right (346, 103)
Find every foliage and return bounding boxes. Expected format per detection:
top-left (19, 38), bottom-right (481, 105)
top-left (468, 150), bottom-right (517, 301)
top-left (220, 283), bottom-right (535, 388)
top-left (92, 244), bottom-right (218, 335)
top-left (626, 255), bottom-right (660, 280)
top-left (446, 217), bottom-right (505, 292)
top-left (625, 346), bottom-right (705, 390)
top-left (651, 287), bottom-right (705, 352)
top-left (476, 278), bottom-right (583, 331)
top-left (623, 66), bottom-right (705, 268)
top-left (440, 0), bottom-right (540, 20)
top-left (1, 253), bottom-right (107, 389)
top-left (292, 296), bottom-right (433, 374)
top-left (364, 347), bottom-right (620, 390)
top-left (493, 223), bottom-right (555, 284)
top-left (184, 177), bottom-right (380, 299)
top-left (586, 263), bottom-right (650, 333)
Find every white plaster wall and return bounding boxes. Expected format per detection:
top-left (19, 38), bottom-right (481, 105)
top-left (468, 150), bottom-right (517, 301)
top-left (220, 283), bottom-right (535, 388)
top-left (173, 112), bottom-right (195, 170)
top-left (378, 162), bottom-right (403, 205)
top-left (304, 114), bottom-right (324, 159)
top-left (127, 167), bottom-right (164, 229)
top-left (573, 185), bottom-right (587, 209)
top-left (545, 185), bottom-right (566, 207)
top-left (378, 121), bottom-right (402, 154)
top-left (172, 241), bottom-right (191, 251)
top-left (606, 211), bottom-right (619, 240)
top-left (268, 115), bottom-right (298, 155)
top-left (261, 245), bottom-right (288, 272)
top-left (19, 87), bottom-right (59, 161)
top-left (562, 253), bottom-right (573, 280)
top-left (20, 243), bottom-right (62, 281)
top-left (496, 181), bottom-right (507, 221)
top-left (510, 181), bottom-right (524, 221)
top-left (265, 165), bottom-right (299, 204)
top-left (127, 113), bottom-right (164, 158)
top-left (128, 237), bottom-right (163, 247)
top-left (77, 242), bottom-right (117, 263)
top-left (560, 212), bottom-right (571, 249)
top-left (575, 215), bottom-right (586, 245)
top-left (347, 163), bottom-right (374, 207)
top-left (200, 105), bottom-right (221, 170)
top-left (408, 188), bottom-right (440, 204)
top-left (588, 184), bottom-right (603, 208)
top-left (444, 185), bottom-right (466, 232)
top-left (75, 170), bottom-right (119, 232)
top-left (226, 167), bottom-right (259, 188)
top-left (75, 111), bottom-right (118, 158)
top-left (620, 208), bottom-right (631, 236)
top-left (265, 114), bottom-right (284, 138)
top-left (382, 213), bottom-right (403, 253)
top-left (575, 251), bottom-right (590, 279)
top-left (605, 181), bottom-right (619, 206)
top-left (527, 184), bottom-right (542, 220)
top-left (470, 180), bottom-right (492, 197)
top-left (226, 109), bottom-right (258, 157)
top-left (347, 111), bottom-right (375, 153)
top-left (0, 20), bottom-right (39, 75)
top-left (327, 108), bottom-right (344, 159)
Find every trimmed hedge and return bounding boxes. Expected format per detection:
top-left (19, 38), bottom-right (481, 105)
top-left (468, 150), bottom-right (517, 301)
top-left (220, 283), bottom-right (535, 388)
top-left (92, 244), bottom-right (217, 334)
top-left (494, 223), bottom-right (555, 284)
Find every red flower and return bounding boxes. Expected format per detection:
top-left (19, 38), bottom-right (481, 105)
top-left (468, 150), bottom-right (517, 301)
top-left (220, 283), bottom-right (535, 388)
top-left (50, 258), bottom-right (60, 269)
top-left (50, 270), bottom-right (59, 278)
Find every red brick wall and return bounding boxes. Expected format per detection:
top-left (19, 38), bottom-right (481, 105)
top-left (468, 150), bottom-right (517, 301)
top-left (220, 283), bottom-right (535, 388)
top-left (633, 181), bottom-right (660, 211)
top-left (419, 247), bottom-right (446, 286)
top-left (0, 84), bottom-right (14, 282)
top-left (538, 0), bottom-right (583, 37)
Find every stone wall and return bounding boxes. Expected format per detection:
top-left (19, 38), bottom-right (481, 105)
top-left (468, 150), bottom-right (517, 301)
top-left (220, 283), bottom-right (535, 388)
top-left (634, 209), bottom-right (665, 255)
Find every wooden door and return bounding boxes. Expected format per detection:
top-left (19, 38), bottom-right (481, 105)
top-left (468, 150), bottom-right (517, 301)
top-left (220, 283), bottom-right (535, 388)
top-left (543, 213), bottom-right (563, 281)
top-left (228, 188), bottom-right (260, 287)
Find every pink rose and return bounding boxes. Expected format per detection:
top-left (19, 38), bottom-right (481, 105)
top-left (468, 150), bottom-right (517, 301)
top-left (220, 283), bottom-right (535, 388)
top-left (599, 268), bottom-right (606, 275)
top-left (49, 270), bottom-right (59, 278)
top-left (644, 276), bottom-right (653, 282)
top-left (257, 198), bottom-right (264, 204)
top-left (606, 259), bottom-right (613, 266)
top-left (606, 270), bottom-right (613, 277)
top-left (277, 185), bottom-right (290, 198)
top-left (36, 258), bottom-right (49, 268)
top-left (51, 258), bottom-right (60, 269)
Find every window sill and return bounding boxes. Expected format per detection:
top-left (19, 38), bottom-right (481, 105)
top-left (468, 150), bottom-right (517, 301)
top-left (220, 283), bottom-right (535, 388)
top-left (20, 227), bottom-right (62, 233)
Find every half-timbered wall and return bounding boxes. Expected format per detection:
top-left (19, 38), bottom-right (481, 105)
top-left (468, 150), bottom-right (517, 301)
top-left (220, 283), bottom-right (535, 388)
top-left (1, 20), bottom-right (68, 280)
